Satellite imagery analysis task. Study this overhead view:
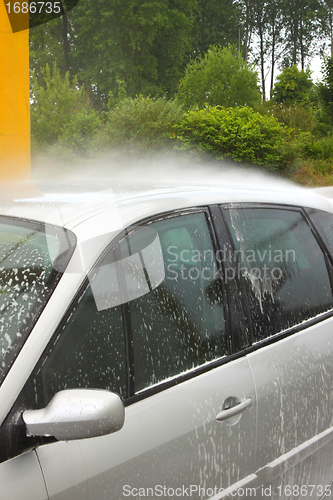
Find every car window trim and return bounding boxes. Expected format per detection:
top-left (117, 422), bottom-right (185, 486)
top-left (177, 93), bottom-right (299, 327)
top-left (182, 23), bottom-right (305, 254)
top-left (303, 208), bottom-right (333, 299)
top-left (243, 310), bottom-right (333, 355)
top-left (124, 350), bottom-right (245, 406)
top-left (209, 205), bottom-right (252, 349)
top-left (0, 215), bottom-right (77, 387)
top-left (303, 207), bottom-right (333, 267)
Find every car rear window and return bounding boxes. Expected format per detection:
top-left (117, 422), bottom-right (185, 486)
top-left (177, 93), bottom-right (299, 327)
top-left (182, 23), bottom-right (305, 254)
top-left (0, 217), bottom-right (76, 385)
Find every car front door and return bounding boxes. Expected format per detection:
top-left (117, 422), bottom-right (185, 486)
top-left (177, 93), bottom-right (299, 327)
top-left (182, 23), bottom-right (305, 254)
top-left (17, 209), bottom-right (258, 499)
top-left (0, 451), bottom-right (48, 500)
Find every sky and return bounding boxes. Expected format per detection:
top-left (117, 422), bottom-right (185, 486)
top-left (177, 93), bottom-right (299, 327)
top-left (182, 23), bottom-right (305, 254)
top-left (311, 55), bottom-right (324, 82)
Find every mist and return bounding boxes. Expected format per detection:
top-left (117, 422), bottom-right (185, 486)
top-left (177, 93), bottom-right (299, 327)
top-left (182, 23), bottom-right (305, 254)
top-left (31, 148), bottom-right (302, 193)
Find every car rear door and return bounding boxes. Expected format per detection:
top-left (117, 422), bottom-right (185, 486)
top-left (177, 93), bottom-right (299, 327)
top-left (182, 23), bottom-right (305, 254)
top-left (222, 204), bottom-right (333, 497)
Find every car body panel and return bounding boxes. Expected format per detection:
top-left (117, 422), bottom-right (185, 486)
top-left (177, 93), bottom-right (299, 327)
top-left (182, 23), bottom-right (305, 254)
top-left (35, 441), bottom-right (88, 500)
top-left (0, 181), bottom-right (332, 232)
top-left (36, 357), bottom-right (256, 499)
top-left (0, 451), bottom-right (48, 500)
top-left (247, 316), bottom-right (333, 494)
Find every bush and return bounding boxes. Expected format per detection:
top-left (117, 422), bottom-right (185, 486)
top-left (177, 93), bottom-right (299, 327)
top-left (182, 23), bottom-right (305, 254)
top-left (95, 95), bottom-right (184, 152)
top-left (172, 106), bottom-right (288, 168)
top-left (177, 46), bottom-right (261, 109)
top-left (256, 102), bottom-right (327, 137)
top-left (31, 63), bottom-right (101, 155)
top-left (272, 66), bottom-right (313, 106)
top-left (302, 135), bottom-right (333, 161)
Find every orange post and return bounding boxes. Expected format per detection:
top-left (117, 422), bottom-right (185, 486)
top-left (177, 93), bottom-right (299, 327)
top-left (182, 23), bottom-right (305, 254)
top-left (0, 1), bottom-right (30, 180)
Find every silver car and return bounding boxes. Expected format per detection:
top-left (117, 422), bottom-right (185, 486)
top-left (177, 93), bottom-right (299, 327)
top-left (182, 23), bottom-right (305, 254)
top-left (1, 180), bottom-right (333, 500)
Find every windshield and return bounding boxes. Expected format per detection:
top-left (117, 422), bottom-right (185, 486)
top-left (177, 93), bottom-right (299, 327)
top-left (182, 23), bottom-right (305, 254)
top-left (0, 216), bottom-right (76, 385)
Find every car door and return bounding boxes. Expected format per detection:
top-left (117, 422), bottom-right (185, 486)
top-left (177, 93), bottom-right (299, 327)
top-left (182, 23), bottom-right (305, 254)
top-left (222, 205), bottom-right (333, 498)
top-left (14, 208), bottom-right (258, 500)
top-left (0, 451), bottom-right (48, 500)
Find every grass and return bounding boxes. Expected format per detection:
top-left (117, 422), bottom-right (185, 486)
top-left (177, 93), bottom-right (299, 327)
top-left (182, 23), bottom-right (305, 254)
top-left (287, 158), bottom-right (333, 186)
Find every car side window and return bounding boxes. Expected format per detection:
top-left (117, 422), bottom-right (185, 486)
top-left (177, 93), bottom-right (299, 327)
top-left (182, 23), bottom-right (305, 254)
top-left (34, 291), bottom-right (127, 406)
top-left (223, 207), bottom-right (333, 341)
top-left (125, 212), bottom-right (227, 391)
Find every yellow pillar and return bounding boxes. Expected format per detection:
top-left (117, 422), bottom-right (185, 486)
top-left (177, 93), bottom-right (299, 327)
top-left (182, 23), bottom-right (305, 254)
top-left (0, 1), bottom-right (30, 180)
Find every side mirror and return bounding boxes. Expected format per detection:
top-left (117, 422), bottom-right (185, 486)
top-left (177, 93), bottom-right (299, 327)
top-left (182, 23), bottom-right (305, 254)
top-left (22, 389), bottom-right (124, 441)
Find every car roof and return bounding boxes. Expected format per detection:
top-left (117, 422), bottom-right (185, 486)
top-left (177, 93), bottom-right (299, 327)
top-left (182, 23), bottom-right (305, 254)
top-left (0, 179), bottom-right (332, 236)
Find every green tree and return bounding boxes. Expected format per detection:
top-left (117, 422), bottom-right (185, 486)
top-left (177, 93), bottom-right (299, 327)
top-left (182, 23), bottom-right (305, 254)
top-left (30, 14), bottom-right (74, 84)
top-left (320, 0), bottom-right (333, 57)
top-left (30, 0), bottom-right (196, 109)
top-left (272, 65), bottom-right (313, 105)
top-left (251, 0), bottom-right (269, 100)
top-left (318, 57), bottom-right (333, 123)
top-left (236, 0), bottom-right (255, 62)
top-left (266, 0), bottom-right (285, 97)
top-left (31, 63), bottom-right (100, 150)
top-left (281, 0), bottom-right (322, 69)
top-left (177, 46), bottom-right (261, 108)
top-left (191, 0), bottom-right (240, 56)
top-left (238, 0), bottom-right (284, 98)
top-left (147, 0), bottom-right (196, 96)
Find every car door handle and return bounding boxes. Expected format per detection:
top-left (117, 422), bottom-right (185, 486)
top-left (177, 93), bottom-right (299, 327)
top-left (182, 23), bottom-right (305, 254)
top-left (216, 398), bottom-right (252, 422)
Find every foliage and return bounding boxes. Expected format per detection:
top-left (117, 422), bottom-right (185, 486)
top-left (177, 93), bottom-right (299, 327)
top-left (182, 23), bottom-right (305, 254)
top-left (172, 106), bottom-right (288, 168)
top-left (28, 0), bottom-right (333, 111)
top-left (26, 0), bottom-right (333, 187)
top-left (30, 63), bottom-right (101, 152)
top-left (94, 95), bottom-right (184, 152)
top-left (177, 46), bottom-right (261, 108)
top-left (287, 157), bottom-right (333, 186)
top-left (279, 0), bottom-right (322, 69)
top-left (235, 0), bottom-right (322, 98)
top-left (147, 0), bottom-right (197, 96)
top-left (317, 57), bottom-right (333, 124)
top-left (30, 0), bottom-right (197, 109)
top-left (256, 102), bottom-right (327, 136)
top-left (301, 134), bottom-right (333, 160)
top-left (271, 66), bottom-right (314, 105)
top-left (279, 130), bottom-right (317, 163)
top-left (191, 0), bottom-right (240, 55)
top-left (29, 16), bottom-right (72, 83)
